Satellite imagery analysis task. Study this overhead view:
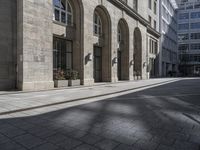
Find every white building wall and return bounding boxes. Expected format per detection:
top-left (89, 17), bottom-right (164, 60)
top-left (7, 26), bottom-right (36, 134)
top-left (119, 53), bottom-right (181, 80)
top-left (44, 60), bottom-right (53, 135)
top-left (159, 0), bottom-right (178, 77)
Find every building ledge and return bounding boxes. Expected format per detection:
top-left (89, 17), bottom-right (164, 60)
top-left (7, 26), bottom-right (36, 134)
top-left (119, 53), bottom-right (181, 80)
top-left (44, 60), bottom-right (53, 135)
top-left (147, 26), bottom-right (161, 38)
top-left (109, 0), bottom-right (160, 38)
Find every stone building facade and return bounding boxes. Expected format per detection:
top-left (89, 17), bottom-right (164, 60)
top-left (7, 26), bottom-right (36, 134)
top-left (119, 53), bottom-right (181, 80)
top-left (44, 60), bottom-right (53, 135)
top-left (0, 0), bottom-right (160, 91)
top-left (147, 0), bottom-right (160, 78)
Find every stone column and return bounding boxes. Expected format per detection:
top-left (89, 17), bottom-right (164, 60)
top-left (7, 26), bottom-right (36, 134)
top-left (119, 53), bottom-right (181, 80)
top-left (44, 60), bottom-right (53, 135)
top-left (17, 0), bottom-right (54, 91)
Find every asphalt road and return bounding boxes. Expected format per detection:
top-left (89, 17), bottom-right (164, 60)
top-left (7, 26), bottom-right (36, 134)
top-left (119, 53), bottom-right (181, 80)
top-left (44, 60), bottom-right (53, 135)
top-left (0, 78), bottom-right (200, 150)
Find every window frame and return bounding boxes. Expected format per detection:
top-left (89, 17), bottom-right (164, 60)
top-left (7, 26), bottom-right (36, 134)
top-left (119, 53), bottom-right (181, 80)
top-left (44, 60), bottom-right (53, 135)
top-left (93, 12), bottom-right (102, 36)
top-left (53, 0), bottom-right (73, 26)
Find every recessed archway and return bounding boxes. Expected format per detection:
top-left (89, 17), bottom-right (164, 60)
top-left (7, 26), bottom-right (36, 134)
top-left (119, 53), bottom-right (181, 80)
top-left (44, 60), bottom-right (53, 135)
top-left (134, 27), bottom-right (142, 79)
top-left (93, 6), bottom-right (111, 82)
top-left (117, 19), bottom-right (130, 80)
top-left (52, 0), bottom-right (84, 84)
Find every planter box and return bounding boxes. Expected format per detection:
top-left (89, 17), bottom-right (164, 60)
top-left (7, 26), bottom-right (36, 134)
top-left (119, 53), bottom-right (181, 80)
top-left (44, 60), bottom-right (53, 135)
top-left (54, 80), bottom-right (69, 88)
top-left (68, 79), bottom-right (80, 86)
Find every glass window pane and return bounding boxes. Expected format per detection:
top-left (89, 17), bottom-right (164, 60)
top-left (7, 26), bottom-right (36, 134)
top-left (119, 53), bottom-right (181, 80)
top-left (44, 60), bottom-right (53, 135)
top-left (67, 2), bottom-right (72, 13)
top-left (54, 9), bottom-right (60, 21)
top-left (53, 0), bottom-right (60, 8)
top-left (61, 12), bottom-right (66, 23)
top-left (61, 0), bottom-right (66, 10)
top-left (67, 14), bottom-right (72, 25)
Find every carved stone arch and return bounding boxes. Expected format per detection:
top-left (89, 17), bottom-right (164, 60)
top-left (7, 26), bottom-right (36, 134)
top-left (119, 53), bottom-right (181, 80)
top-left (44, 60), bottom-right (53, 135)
top-left (67, 0), bottom-right (84, 84)
top-left (117, 18), bottom-right (130, 80)
top-left (93, 5), bottom-right (112, 82)
top-left (133, 27), bottom-right (142, 79)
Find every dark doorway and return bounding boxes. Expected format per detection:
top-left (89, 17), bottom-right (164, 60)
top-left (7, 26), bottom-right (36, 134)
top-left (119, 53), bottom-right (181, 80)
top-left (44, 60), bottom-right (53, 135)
top-left (94, 46), bottom-right (102, 82)
top-left (118, 50), bottom-right (122, 80)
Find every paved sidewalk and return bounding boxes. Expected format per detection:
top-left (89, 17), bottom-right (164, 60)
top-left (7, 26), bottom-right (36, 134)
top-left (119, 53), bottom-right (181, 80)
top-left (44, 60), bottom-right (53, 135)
top-left (0, 78), bottom-right (179, 115)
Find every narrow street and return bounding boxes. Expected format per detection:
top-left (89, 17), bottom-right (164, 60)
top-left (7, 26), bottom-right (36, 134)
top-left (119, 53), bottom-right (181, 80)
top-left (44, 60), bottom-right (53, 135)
top-left (0, 78), bottom-right (200, 150)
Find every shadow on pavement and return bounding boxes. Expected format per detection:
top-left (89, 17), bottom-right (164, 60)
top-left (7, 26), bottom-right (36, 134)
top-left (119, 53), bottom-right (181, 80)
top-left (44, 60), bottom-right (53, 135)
top-left (0, 78), bottom-right (200, 150)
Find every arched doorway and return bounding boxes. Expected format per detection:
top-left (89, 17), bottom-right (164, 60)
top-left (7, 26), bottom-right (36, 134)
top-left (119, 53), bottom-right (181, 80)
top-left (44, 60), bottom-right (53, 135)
top-left (52, 0), bottom-right (84, 84)
top-left (134, 27), bottom-right (142, 79)
top-left (117, 19), bottom-right (129, 80)
top-left (93, 6), bottom-right (111, 82)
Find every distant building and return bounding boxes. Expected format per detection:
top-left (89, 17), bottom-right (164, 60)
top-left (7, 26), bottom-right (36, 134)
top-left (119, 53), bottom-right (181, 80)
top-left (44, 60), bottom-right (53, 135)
top-left (159, 0), bottom-right (179, 77)
top-left (147, 0), bottom-right (160, 78)
top-left (177, 0), bottom-right (200, 76)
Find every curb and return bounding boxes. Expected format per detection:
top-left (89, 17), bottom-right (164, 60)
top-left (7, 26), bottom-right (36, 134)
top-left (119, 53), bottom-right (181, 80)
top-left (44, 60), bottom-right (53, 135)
top-left (0, 78), bottom-right (177, 96)
top-left (0, 79), bottom-right (180, 116)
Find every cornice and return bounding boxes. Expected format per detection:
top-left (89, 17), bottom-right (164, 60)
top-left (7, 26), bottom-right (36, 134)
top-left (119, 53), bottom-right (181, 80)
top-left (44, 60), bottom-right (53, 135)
top-left (147, 26), bottom-right (161, 38)
top-left (108, 0), bottom-right (160, 38)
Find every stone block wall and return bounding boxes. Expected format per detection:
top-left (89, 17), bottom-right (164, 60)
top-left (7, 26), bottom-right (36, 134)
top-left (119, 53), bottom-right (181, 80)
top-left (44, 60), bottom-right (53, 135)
top-left (0, 0), bottom-right (159, 91)
top-left (82, 0), bottom-right (149, 85)
top-left (17, 0), bottom-right (54, 90)
top-left (0, 0), bottom-right (17, 90)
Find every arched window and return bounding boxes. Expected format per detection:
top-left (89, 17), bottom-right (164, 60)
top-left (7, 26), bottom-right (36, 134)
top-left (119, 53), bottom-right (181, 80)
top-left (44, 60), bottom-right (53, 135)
top-left (93, 12), bottom-right (102, 36)
top-left (53, 0), bottom-right (73, 25)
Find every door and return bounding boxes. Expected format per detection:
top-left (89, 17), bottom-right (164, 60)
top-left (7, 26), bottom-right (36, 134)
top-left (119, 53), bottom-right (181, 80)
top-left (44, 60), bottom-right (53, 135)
top-left (118, 50), bottom-right (122, 80)
top-left (94, 46), bottom-right (102, 82)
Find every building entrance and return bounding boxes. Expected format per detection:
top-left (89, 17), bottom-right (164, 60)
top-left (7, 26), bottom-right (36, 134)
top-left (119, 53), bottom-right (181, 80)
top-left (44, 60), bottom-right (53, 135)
top-left (118, 50), bottom-right (122, 80)
top-left (94, 46), bottom-right (102, 82)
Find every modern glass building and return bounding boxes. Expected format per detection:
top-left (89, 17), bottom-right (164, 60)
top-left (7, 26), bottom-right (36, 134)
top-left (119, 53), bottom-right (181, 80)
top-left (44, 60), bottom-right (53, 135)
top-left (159, 0), bottom-right (179, 77)
top-left (177, 0), bottom-right (200, 76)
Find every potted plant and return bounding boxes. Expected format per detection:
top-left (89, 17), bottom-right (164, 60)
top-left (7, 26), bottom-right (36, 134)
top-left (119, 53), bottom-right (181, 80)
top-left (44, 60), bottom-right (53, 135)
top-left (65, 70), bottom-right (80, 86)
top-left (54, 69), bottom-right (69, 88)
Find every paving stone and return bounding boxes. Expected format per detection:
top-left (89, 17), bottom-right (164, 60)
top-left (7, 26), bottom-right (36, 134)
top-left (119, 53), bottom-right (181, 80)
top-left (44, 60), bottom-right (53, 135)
top-left (68, 129), bottom-right (88, 139)
top-left (95, 139), bottom-right (120, 150)
top-left (133, 131), bottom-right (153, 141)
top-left (46, 133), bottom-right (69, 144)
top-left (0, 141), bottom-right (26, 150)
top-left (189, 134), bottom-right (200, 144)
top-left (31, 143), bottom-right (60, 150)
top-left (0, 133), bottom-right (10, 145)
top-left (151, 136), bottom-right (175, 146)
top-left (113, 144), bottom-right (136, 150)
top-left (27, 126), bottom-right (58, 139)
top-left (156, 144), bottom-right (176, 150)
top-left (165, 132), bottom-right (190, 141)
top-left (0, 124), bottom-right (26, 138)
top-left (99, 130), bottom-right (119, 140)
top-left (73, 144), bottom-right (99, 150)
top-left (88, 126), bottom-right (106, 135)
top-left (173, 140), bottom-right (200, 150)
top-left (133, 140), bottom-right (159, 150)
top-left (57, 126), bottom-right (77, 135)
top-left (80, 133), bottom-right (103, 145)
top-left (114, 135), bottom-right (138, 145)
top-left (14, 134), bottom-right (45, 149)
top-left (55, 136), bottom-right (82, 150)
top-left (12, 121), bottom-right (36, 130)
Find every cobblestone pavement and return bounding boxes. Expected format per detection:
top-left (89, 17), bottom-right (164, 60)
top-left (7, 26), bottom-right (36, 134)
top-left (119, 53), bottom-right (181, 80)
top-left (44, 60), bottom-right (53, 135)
top-left (0, 78), bottom-right (200, 150)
